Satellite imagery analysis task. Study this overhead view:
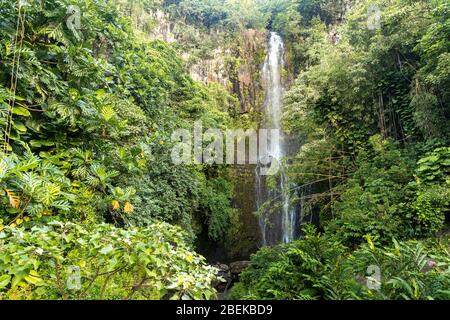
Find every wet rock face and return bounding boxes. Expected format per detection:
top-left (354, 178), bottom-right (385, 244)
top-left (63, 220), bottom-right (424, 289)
top-left (183, 29), bottom-right (267, 114)
top-left (225, 165), bottom-right (262, 261)
top-left (149, 19), bottom-right (267, 114)
top-left (185, 47), bottom-right (232, 88)
top-left (214, 264), bottom-right (232, 293)
top-left (230, 261), bottom-right (251, 275)
top-left (234, 29), bottom-right (267, 114)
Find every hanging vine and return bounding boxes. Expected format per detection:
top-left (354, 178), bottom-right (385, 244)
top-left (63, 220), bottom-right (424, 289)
top-left (2, 0), bottom-right (27, 154)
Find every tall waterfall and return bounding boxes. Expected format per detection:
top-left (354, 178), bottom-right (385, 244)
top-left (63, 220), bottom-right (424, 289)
top-left (256, 32), bottom-right (297, 246)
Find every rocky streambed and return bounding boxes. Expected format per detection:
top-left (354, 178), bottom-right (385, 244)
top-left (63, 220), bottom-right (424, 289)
top-left (212, 261), bottom-right (251, 299)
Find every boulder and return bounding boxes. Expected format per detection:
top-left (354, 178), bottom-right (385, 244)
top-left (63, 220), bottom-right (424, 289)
top-left (213, 263), bottom-right (232, 293)
top-left (230, 261), bottom-right (251, 275)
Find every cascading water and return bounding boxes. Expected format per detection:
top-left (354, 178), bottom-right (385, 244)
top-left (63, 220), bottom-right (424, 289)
top-left (256, 32), bottom-right (297, 246)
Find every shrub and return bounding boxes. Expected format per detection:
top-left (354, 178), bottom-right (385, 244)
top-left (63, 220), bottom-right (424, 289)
top-left (0, 221), bottom-right (217, 300)
top-left (230, 225), bottom-right (347, 300)
top-left (231, 227), bottom-right (450, 300)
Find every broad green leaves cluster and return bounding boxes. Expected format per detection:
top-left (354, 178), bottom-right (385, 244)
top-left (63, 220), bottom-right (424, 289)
top-left (0, 0), bottom-right (235, 243)
top-left (0, 148), bottom-right (71, 228)
top-left (281, 0), bottom-right (450, 241)
top-left (232, 226), bottom-right (450, 300)
top-left (0, 0), bottom-right (239, 300)
top-left (0, 221), bottom-right (217, 300)
top-left (416, 147), bottom-right (450, 184)
top-left (412, 146), bottom-right (450, 235)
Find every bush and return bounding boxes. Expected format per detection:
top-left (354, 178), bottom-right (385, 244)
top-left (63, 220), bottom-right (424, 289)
top-left (326, 138), bottom-right (417, 245)
top-left (412, 185), bottom-right (449, 236)
top-left (0, 221), bottom-right (217, 300)
top-left (411, 146), bottom-right (450, 235)
top-left (230, 225), bottom-right (347, 300)
top-left (231, 226), bottom-right (450, 300)
top-left (344, 238), bottom-right (450, 300)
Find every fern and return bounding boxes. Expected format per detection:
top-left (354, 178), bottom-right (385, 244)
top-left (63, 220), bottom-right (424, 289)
top-left (5, 189), bottom-right (20, 209)
top-left (20, 171), bottom-right (41, 194)
top-left (101, 105), bottom-right (115, 122)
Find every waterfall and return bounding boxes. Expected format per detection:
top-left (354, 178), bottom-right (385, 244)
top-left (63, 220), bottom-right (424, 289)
top-left (262, 32), bottom-right (284, 159)
top-left (256, 32), bottom-right (297, 246)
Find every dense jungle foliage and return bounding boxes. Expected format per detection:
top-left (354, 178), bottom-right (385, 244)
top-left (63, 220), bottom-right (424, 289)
top-left (0, 0), bottom-right (236, 299)
top-left (0, 0), bottom-right (449, 300)
top-left (233, 0), bottom-right (450, 300)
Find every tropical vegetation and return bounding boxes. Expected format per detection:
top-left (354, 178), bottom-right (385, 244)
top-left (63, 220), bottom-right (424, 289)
top-left (0, 0), bottom-right (449, 300)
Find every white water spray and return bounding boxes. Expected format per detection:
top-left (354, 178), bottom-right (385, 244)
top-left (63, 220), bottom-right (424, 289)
top-left (257, 32), bottom-right (296, 245)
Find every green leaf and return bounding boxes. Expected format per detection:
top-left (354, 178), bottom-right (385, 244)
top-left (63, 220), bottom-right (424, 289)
top-left (29, 140), bottom-right (55, 148)
top-left (13, 121), bottom-right (27, 133)
top-left (0, 274), bottom-right (11, 289)
top-left (12, 107), bottom-right (31, 117)
top-left (99, 244), bottom-right (114, 255)
top-left (11, 271), bottom-right (28, 288)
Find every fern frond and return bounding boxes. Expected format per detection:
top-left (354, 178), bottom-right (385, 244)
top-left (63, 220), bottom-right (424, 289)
top-left (101, 105), bottom-right (115, 122)
top-left (5, 189), bottom-right (20, 208)
top-left (21, 172), bottom-right (41, 193)
top-left (37, 182), bottom-right (61, 206)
